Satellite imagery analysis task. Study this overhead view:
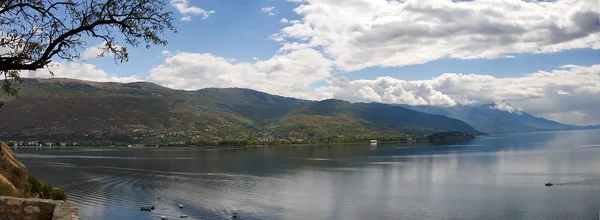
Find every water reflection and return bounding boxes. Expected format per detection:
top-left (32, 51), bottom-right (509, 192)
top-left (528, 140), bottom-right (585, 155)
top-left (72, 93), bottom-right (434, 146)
top-left (16, 129), bottom-right (600, 219)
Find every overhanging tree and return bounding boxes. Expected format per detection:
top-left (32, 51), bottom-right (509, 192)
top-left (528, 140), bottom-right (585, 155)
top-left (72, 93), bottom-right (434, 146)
top-left (0, 0), bottom-right (176, 98)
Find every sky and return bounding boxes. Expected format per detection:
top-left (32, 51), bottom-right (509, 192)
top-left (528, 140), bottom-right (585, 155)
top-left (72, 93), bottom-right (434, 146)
top-left (23, 0), bottom-right (600, 126)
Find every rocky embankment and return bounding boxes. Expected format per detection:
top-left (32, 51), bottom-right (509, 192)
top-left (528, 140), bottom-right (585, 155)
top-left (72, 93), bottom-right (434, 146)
top-left (0, 142), bottom-right (78, 219)
top-left (0, 141), bottom-right (31, 196)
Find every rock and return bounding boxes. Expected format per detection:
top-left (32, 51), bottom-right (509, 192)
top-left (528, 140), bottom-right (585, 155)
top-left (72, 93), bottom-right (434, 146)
top-left (0, 196), bottom-right (78, 220)
top-left (24, 205), bottom-right (40, 214)
top-left (7, 198), bottom-right (23, 206)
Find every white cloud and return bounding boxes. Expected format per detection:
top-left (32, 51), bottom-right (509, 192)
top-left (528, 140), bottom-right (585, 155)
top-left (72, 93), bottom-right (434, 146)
top-left (489, 100), bottom-right (522, 115)
top-left (180, 16), bottom-right (192, 22)
top-left (81, 42), bottom-right (116, 59)
top-left (314, 76), bottom-right (458, 107)
top-left (557, 90), bottom-right (571, 96)
top-left (29, 62), bottom-right (141, 83)
top-left (170, 0), bottom-right (215, 20)
top-left (147, 48), bottom-right (332, 99)
top-left (276, 0), bottom-right (600, 71)
top-left (314, 65), bottom-right (600, 125)
top-left (280, 19), bottom-right (301, 24)
top-left (261, 6), bottom-right (277, 16)
top-left (161, 50), bottom-right (173, 57)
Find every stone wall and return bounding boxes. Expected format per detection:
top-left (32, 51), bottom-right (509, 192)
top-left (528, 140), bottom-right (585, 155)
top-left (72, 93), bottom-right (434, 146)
top-left (0, 196), bottom-right (78, 220)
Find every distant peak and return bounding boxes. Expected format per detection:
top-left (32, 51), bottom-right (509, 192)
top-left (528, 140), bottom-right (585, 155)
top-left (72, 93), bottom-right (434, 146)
top-left (489, 100), bottom-right (522, 115)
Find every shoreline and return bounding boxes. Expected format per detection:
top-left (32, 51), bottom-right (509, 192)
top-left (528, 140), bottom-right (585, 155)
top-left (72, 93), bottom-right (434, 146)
top-left (10, 139), bottom-right (436, 150)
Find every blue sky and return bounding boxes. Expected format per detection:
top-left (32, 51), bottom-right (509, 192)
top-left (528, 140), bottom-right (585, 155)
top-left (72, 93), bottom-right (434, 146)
top-left (32, 0), bottom-right (600, 125)
top-left (87, 0), bottom-right (298, 76)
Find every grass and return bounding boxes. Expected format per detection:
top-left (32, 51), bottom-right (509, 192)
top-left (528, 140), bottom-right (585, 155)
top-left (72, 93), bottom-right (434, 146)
top-left (0, 182), bottom-right (17, 197)
top-left (12, 167), bottom-right (24, 178)
top-left (0, 174), bottom-right (19, 197)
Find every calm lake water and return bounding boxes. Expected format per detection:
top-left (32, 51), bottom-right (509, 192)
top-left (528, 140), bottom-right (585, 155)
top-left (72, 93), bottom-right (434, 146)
top-left (15, 129), bottom-right (600, 220)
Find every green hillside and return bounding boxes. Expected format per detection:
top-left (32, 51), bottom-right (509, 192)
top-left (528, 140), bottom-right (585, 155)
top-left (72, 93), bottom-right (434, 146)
top-left (0, 78), bottom-right (483, 145)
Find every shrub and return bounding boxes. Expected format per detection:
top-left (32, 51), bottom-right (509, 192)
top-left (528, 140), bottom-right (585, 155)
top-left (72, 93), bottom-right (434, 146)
top-left (51, 189), bottom-right (67, 201)
top-left (41, 185), bottom-right (53, 199)
top-left (28, 176), bottom-right (43, 196)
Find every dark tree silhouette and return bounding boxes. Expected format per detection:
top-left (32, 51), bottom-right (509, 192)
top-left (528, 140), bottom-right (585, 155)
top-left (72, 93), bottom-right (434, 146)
top-left (0, 0), bottom-right (176, 97)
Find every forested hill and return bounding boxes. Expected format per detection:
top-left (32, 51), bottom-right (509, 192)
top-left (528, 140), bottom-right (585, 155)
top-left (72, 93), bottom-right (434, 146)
top-left (0, 78), bottom-right (483, 145)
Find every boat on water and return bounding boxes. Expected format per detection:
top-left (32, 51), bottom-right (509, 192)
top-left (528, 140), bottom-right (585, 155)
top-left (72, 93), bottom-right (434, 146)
top-left (179, 204), bottom-right (184, 209)
top-left (140, 206), bottom-right (155, 211)
top-left (180, 215), bottom-right (188, 218)
top-left (232, 212), bottom-right (238, 218)
top-left (545, 182), bottom-right (553, 186)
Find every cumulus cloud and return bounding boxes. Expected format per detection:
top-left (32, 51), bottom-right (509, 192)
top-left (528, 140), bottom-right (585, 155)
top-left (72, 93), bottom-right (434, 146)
top-left (81, 42), bottom-right (119, 59)
top-left (261, 6), bottom-right (277, 16)
top-left (170, 0), bottom-right (215, 20)
top-left (161, 50), bottom-right (173, 57)
top-left (29, 62), bottom-right (142, 83)
top-left (276, 0), bottom-right (600, 71)
top-left (315, 76), bottom-right (458, 106)
top-left (180, 16), bottom-right (192, 22)
top-left (314, 65), bottom-right (600, 125)
top-left (280, 18), bottom-right (289, 23)
top-left (489, 100), bottom-right (522, 114)
top-left (147, 48), bottom-right (332, 99)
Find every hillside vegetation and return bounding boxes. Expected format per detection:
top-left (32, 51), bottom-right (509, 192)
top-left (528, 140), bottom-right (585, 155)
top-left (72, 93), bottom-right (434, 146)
top-left (0, 142), bottom-right (29, 196)
top-left (0, 142), bottom-right (66, 200)
top-left (0, 78), bottom-right (484, 145)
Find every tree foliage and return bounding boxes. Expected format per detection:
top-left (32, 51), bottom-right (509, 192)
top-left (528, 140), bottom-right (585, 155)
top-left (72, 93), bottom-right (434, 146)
top-left (0, 0), bottom-right (176, 99)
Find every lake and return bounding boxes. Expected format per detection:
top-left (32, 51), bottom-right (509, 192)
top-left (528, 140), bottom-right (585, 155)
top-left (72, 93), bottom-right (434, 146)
top-left (15, 129), bottom-right (600, 219)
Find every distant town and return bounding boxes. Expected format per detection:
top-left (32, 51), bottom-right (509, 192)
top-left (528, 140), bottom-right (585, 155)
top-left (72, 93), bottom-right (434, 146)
top-left (2, 134), bottom-right (423, 148)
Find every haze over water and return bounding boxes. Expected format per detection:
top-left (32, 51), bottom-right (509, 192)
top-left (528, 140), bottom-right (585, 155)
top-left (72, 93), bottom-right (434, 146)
top-left (16, 129), bottom-right (600, 220)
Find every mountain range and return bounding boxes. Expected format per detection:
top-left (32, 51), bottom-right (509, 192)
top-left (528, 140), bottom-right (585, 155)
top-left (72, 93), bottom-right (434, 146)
top-left (0, 79), bottom-right (596, 145)
top-left (401, 101), bottom-right (599, 134)
top-left (0, 78), bottom-right (483, 145)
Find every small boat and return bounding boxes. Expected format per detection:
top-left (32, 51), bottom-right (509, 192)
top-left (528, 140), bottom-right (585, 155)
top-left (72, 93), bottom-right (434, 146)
top-left (161, 216), bottom-right (168, 220)
top-left (179, 204), bottom-right (184, 209)
top-left (180, 215), bottom-right (188, 218)
top-left (140, 206), bottom-right (155, 211)
top-left (232, 212), bottom-right (238, 218)
top-left (545, 183), bottom-right (553, 186)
